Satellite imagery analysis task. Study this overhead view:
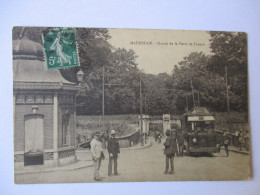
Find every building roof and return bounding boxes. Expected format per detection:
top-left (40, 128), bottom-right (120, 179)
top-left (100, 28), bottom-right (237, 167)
top-left (13, 37), bottom-right (44, 58)
top-left (192, 107), bottom-right (210, 115)
top-left (13, 37), bottom-right (77, 90)
top-left (182, 107), bottom-right (214, 117)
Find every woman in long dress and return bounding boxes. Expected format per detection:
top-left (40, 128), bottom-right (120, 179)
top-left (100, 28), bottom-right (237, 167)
top-left (50, 32), bottom-right (72, 66)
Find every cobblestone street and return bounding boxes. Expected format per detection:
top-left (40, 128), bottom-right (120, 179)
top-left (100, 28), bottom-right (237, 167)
top-left (15, 138), bottom-right (250, 184)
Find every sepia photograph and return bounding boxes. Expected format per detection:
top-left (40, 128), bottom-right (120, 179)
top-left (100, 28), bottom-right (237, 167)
top-left (13, 26), bottom-right (250, 184)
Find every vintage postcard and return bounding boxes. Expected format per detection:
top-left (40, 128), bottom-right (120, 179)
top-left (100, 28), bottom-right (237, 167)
top-left (13, 27), bottom-right (251, 183)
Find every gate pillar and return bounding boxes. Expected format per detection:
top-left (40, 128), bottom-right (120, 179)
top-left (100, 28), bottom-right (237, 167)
top-left (138, 115), bottom-right (150, 134)
top-left (163, 114), bottom-right (171, 136)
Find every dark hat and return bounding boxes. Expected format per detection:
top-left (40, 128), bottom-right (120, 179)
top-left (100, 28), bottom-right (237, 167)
top-left (94, 131), bottom-right (100, 136)
top-left (166, 129), bottom-right (171, 136)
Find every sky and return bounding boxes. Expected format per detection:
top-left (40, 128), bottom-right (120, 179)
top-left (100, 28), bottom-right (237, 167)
top-left (109, 28), bottom-right (212, 75)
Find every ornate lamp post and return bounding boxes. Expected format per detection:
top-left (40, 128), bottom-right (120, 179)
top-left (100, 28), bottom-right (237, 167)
top-left (75, 69), bottom-right (85, 147)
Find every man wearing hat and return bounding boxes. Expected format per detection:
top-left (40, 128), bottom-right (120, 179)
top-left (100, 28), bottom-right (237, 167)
top-left (107, 130), bottom-right (120, 176)
top-left (223, 129), bottom-right (230, 157)
top-left (164, 129), bottom-right (177, 174)
top-left (90, 131), bottom-right (104, 181)
top-left (177, 130), bottom-right (184, 157)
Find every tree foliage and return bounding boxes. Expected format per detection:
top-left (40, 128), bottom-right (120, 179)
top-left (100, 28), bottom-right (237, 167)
top-left (208, 32), bottom-right (248, 112)
top-left (169, 52), bottom-right (227, 114)
top-left (141, 73), bottom-right (173, 115)
top-left (13, 27), bottom-right (248, 116)
top-left (74, 29), bottom-right (141, 115)
top-left (168, 32), bottom-right (248, 114)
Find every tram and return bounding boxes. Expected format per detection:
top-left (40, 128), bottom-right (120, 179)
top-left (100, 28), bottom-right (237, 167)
top-left (180, 107), bottom-right (220, 154)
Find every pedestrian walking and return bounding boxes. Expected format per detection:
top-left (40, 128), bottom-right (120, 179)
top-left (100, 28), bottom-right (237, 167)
top-left (244, 130), bottom-right (250, 151)
top-left (170, 129), bottom-right (178, 156)
top-left (107, 130), bottom-right (120, 176)
top-left (177, 133), bottom-right (184, 157)
top-left (158, 134), bottom-right (162, 144)
top-left (223, 130), bottom-right (230, 157)
top-left (239, 135), bottom-right (245, 151)
top-left (144, 132), bottom-right (148, 144)
top-left (164, 129), bottom-right (177, 174)
top-left (154, 131), bottom-right (157, 142)
top-left (90, 132), bottom-right (104, 181)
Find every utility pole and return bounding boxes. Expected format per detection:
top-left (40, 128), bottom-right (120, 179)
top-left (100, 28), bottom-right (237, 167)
top-left (140, 73), bottom-right (144, 146)
top-left (101, 67), bottom-right (125, 136)
top-left (101, 67), bottom-right (105, 135)
top-left (102, 67), bottom-right (105, 116)
top-left (225, 65), bottom-right (230, 113)
top-left (225, 64), bottom-right (231, 133)
top-left (190, 78), bottom-right (196, 109)
top-left (186, 94), bottom-right (189, 111)
top-left (144, 92), bottom-right (147, 114)
top-left (198, 91), bottom-right (200, 107)
top-left (101, 66), bottom-right (125, 116)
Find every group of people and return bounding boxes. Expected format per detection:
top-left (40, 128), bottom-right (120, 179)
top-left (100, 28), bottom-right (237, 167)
top-left (156, 130), bottom-right (184, 156)
top-left (222, 128), bottom-right (250, 157)
top-left (90, 130), bottom-right (120, 181)
top-left (90, 128), bottom-right (181, 181)
top-left (91, 128), bottom-right (238, 180)
top-left (153, 129), bottom-right (185, 174)
top-left (235, 129), bottom-right (249, 151)
top-left (154, 132), bottom-right (162, 143)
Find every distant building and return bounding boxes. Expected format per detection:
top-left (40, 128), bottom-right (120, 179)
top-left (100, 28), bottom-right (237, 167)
top-left (147, 114), bottom-right (181, 136)
top-left (13, 37), bottom-right (79, 169)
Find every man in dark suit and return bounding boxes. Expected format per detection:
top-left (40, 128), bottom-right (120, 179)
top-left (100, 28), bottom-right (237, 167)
top-left (177, 134), bottom-right (184, 157)
top-left (164, 129), bottom-right (177, 174)
top-left (223, 130), bottom-right (230, 157)
top-left (107, 130), bottom-right (120, 176)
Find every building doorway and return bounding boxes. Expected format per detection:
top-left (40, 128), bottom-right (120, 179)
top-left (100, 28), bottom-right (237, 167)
top-left (24, 114), bottom-right (44, 166)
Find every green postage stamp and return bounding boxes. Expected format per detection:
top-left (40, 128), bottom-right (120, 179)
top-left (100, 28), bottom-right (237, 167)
top-left (42, 28), bottom-right (80, 69)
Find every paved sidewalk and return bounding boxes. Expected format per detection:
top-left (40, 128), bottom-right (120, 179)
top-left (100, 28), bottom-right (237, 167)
top-left (15, 139), bottom-right (152, 175)
top-left (15, 160), bottom-right (93, 175)
top-left (220, 145), bottom-right (250, 155)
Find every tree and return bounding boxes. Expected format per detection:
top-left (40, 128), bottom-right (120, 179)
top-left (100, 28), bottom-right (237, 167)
top-left (73, 28), bottom-right (114, 114)
top-left (75, 32), bottom-right (141, 115)
top-left (169, 52), bottom-right (227, 114)
top-left (208, 32), bottom-right (248, 112)
top-left (102, 48), bottom-right (140, 115)
top-left (141, 73), bottom-right (173, 115)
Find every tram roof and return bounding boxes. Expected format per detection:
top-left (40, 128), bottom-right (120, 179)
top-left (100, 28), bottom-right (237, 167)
top-left (181, 107), bottom-right (214, 117)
